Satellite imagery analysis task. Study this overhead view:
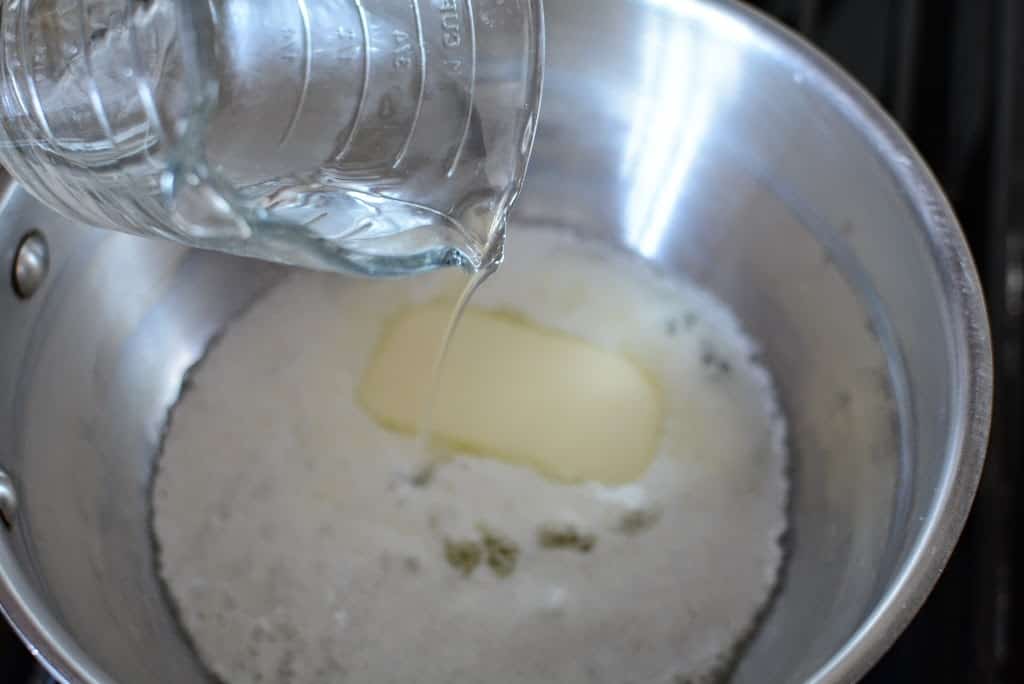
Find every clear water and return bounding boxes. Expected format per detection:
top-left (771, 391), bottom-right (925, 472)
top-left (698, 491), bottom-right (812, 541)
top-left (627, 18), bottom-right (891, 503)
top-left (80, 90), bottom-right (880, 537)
top-left (413, 224), bottom-right (505, 482)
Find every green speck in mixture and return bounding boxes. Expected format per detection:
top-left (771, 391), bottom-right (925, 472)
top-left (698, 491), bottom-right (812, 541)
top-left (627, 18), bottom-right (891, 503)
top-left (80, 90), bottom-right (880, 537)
top-left (537, 523), bottom-right (597, 552)
top-left (479, 526), bottom-right (520, 578)
top-left (444, 538), bottom-right (482, 576)
top-left (618, 506), bottom-right (663, 535)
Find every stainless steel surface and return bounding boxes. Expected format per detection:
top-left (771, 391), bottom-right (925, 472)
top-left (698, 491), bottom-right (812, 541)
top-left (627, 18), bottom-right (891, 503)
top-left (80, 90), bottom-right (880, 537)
top-left (0, 0), bottom-right (990, 683)
top-left (0, 469), bottom-right (16, 526)
top-left (10, 232), bottom-right (48, 299)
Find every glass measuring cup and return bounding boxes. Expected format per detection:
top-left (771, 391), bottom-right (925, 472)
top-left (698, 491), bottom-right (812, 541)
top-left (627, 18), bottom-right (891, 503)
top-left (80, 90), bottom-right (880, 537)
top-left (0, 0), bottom-right (543, 275)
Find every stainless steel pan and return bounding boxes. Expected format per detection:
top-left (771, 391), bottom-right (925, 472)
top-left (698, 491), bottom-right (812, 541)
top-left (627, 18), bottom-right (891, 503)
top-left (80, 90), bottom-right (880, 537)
top-left (0, 1), bottom-right (991, 682)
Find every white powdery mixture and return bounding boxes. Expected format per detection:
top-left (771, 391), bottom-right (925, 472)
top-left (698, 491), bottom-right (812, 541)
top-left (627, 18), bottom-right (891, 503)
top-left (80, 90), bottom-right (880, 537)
top-left (152, 229), bottom-right (789, 684)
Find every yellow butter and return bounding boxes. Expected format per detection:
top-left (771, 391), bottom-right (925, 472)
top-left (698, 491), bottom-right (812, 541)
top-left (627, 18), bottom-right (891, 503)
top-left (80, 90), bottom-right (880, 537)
top-left (357, 302), bottom-right (663, 485)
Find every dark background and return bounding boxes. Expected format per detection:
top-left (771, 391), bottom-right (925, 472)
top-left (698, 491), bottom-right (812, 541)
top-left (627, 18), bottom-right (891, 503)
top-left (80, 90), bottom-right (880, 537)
top-left (2, 1), bottom-right (1021, 681)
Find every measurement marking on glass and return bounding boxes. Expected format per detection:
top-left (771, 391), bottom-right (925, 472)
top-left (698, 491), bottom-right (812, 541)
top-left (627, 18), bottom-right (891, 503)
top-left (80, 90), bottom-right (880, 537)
top-left (447, 0), bottom-right (477, 178)
top-left (125, 0), bottom-right (169, 144)
top-left (279, 0), bottom-right (313, 146)
top-left (77, 0), bottom-right (120, 151)
top-left (16, 0), bottom-right (58, 145)
top-left (335, 0), bottom-right (371, 161)
top-left (393, 0), bottom-right (428, 168)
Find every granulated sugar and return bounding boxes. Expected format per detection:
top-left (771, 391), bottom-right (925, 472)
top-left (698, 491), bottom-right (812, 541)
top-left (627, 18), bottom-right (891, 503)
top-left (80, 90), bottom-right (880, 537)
top-left (152, 228), bottom-right (789, 684)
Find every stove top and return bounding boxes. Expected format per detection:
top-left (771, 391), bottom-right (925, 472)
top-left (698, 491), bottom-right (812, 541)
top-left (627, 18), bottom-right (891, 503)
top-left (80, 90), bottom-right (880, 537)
top-left (2, 0), bottom-right (1019, 681)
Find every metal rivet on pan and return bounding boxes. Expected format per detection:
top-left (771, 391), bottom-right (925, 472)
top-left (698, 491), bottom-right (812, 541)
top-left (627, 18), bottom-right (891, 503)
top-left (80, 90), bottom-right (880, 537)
top-left (11, 229), bottom-right (49, 299)
top-left (0, 468), bottom-right (17, 527)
